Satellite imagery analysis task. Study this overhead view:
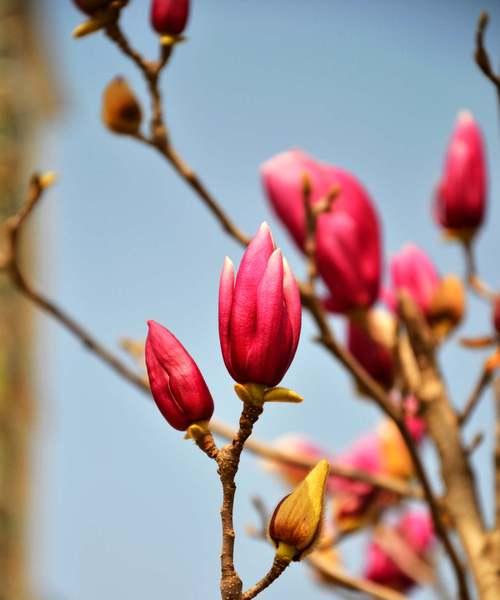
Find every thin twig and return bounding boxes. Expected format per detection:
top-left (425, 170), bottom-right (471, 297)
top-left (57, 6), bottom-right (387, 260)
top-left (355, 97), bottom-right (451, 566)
top-left (460, 366), bottom-right (494, 426)
top-left (306, 552), bottom-right (408, 600)
top-left (241, 556), bottom-right (290, 600)
top-left (463, 240), bottom-right (495, 302)
top-left (474, 11), bottom-right (500, 129)
top-left (494, 377), bottom-right (500, 530)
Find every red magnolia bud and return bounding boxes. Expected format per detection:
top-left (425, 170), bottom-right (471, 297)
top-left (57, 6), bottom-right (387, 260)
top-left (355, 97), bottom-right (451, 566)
top-left (219, 223), bottom-right (301, 387)
top-left (384, 244), bottom-right (440, 316)
top-left (150, 0), bottom-right (190, 36)
top-left (145, 321), bottom-right (214, 431)
top-left (493, 297), bottom-right (500, 335)
top-left (434, 111), bottom-right (487, 241)
top-left (73, 0), bottom-right (113, 15)
top-left (261, 149), bottom-right (382, 314)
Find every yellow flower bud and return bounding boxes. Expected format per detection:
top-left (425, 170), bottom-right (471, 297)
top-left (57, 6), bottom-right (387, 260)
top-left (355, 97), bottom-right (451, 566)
top-left (269, 459), bottom-right (329, 561)
top-left (101, 77), bottom-right (142, 136)
top-left (377, 419), bottom-right (413, 480)
top-left (427, 275), bottom-right (465, 341)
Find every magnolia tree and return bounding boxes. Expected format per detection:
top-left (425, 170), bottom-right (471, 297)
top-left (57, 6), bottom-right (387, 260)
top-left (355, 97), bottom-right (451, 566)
top-left (2, 2), bottom-right (500, 599)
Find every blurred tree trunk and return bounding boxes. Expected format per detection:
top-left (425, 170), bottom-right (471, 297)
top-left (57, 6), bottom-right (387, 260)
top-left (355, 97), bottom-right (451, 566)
top-left (0, 2), bottom-right (59, 599)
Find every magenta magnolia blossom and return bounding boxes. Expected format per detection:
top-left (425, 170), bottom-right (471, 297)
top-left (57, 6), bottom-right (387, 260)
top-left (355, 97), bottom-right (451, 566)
top-left (364, 511), bottom-right (434, 592)
top-left (150, 0), bottom-right (190, 36)
top-left (434, 111), bottom-right (487, 238)
top-left (384, 244), bottom-right (440, 315)
top-left (145, 320), bottom-right (214, 431)
top-left (261, 149), bottom-right (382, 313)
top-left (219, 222), bottom-right (301, 387)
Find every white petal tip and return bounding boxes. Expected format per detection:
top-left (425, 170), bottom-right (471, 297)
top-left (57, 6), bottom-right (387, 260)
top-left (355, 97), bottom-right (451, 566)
top-left (457, 109), bottom-right (474, 123)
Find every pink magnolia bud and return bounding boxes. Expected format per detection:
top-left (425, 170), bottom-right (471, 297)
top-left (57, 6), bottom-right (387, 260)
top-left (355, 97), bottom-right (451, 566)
top-left (347, 311), bottom-right (396, 391)
top-left (262, 435), bottom-right (334, 488)
top-left (384, 244), bottom-right (440, 316)
top-left (219, 223), bottom-right (301, 387)
top-left (331, 433), bottom-right (385, 532)
top-left (434, 111), bottom-right (487, 240)
top-left (150, 0), bottom-right (190, 36)
top-left (73, 0), bottom-right (113, 14)
top-left (145, 320), bottom-right (214, 431)
top-left (261, 149), bottom-right (382, 314)
top-left (364, 511), bottom-right (434, 592)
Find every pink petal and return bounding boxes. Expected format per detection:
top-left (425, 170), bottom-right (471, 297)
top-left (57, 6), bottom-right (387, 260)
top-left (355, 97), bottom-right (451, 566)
top-left (218, 257), bottom-right (235, 378)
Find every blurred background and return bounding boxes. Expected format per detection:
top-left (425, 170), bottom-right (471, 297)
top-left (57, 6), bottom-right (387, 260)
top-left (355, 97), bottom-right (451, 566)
top-left (2, 0), bottom-right (500, 598)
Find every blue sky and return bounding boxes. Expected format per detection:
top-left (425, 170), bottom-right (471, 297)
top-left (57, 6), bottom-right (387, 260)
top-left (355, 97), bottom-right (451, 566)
top-left (30, 1), bottom-right (500, 599)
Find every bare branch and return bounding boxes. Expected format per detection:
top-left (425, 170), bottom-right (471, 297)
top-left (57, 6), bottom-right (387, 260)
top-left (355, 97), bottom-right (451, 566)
top-left (494, 377), bottom-right (500, 530)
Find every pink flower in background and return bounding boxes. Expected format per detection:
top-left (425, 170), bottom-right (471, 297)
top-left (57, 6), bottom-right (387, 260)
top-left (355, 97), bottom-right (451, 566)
top-left (346, 311), bottom-right (395, 391)
top-left (219, 223), bottom-right (301, 387)
top-left (145, 321), bottom-right (214, 431)
top-left (331, 432), bottom-right (386, 532)
top-left (261, 149), bottom-right (382, 314)
top-left (150, 0), bottom-right (190, 36)
top-left (403, 396), bottom-right (426, 443)
top-left (384, 244), bottom-right (440, 316)
top-left (434, 111), bottom-right (487, 239)
top-left (364, 511), bottom-right (434, 592)
top-left (262, 435), bottom-right (334, 488)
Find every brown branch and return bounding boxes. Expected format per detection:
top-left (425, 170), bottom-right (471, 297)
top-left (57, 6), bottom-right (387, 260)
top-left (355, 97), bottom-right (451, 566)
top-left (399, 293), bottom-right (498, 600)
top-left (474, 11), bottom-right (500, 123)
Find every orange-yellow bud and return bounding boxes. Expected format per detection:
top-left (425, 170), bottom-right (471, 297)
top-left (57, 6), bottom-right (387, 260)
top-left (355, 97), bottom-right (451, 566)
top-left (102, 77), bottom-right (142, 136)
top-left (377, 420), bottom-right (414, 480)
top-left (269, 459), bottom-right (329, 561)
top-left (427, 274), bottom-right (465, 341)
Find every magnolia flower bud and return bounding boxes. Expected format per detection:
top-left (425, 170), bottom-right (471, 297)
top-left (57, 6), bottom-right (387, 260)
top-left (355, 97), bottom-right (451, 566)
top-left (261, 149), bottom-right (382, 314)
top-left (427, 275), bottom-right (465, 340)
top-left (219, 223), bottom-right (301, 388)
top-left (364, 511), bottom-right (434, 592)
top-left (384, 244), bottom-right (440, 316)
top-left (145, 320), bottom-right (214, 431)
top-left (102, 77), bottom-right (142, 136)
top-left (269, 459), bottom-right (329, 561)
top-left (150, 0), bottom-right (190, 36)
top-left (73, 0), bottom-right (113, 14)
top-left (434, 111), bottom-right (487, 242)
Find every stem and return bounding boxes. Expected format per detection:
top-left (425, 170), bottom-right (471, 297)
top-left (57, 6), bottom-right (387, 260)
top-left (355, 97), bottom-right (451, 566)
top-left (217, 402), bottom-right (263, 600)
top-left (241, 556), bottom-right (290, 600)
